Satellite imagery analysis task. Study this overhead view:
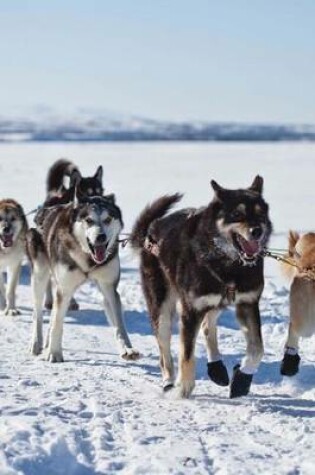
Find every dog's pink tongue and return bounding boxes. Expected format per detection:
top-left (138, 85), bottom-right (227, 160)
top-left (94, 245), bottom-right (106, 263)
top-left (2, 234), bottom-right (13, 247)
top-left (241, 239), bottom-right (259, 256)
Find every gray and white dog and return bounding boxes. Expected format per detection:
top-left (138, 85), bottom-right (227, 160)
top-left (27, 191), bottom-right (139, 362)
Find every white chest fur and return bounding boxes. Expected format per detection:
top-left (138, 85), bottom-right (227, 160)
top-left (191, 287), bottom-right (261, 312)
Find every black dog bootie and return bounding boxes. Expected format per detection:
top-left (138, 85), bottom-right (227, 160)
top-left (230, 364), bottom-right (253, 398)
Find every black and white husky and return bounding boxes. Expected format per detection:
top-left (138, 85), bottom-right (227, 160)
top-left (27, 191), bottom-right (139, 362)
top-left (131, 176), bottom-right (272, 398)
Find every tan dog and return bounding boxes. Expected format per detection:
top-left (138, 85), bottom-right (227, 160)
top-left (281, 231), bottom-right (315, 376)
top-left (0, 199), bottom-right (28, 315)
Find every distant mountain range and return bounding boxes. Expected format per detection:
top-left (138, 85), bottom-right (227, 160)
top-left (0, 108), bottom-right (315, 142)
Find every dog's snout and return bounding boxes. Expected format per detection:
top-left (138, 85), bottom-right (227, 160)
top-left (95, 233), bottom-right (107, 244)
top-left (3, 225), bottom-right (11, 234)
top-left (250, 226), bottom-right (263, 240)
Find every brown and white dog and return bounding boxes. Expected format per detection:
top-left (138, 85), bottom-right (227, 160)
top-left (131, 177), bottom-right (272, 398)
top-left (0, 199), bottom-right (28, 315)
top-left (281, 231), bottom-right (315, 376)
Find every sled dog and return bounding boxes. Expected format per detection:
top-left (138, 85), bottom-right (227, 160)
top-left (27, 191), bottom-right (139, 362)
top-left (280, 231), bottom-right (315, 376)
top-left (131, 176), bottom-right (272, 398)
top-left (35, 159), bottom-right (104, 310)
top-left (0, 199), bottom-right (28, 315)
top-left (45, 158), bottom-right (103, 204)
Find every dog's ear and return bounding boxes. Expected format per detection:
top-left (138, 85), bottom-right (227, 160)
top-left (95, 165), bottom-right (103, 183)
top-left (249, 175), bottom-right (263, 194)
top-left (288, 230), bottom-right (300, 257)
top-left (210, 180), bottom-right (227, 201)
top-left (105, 193), bottom-right (116, 203)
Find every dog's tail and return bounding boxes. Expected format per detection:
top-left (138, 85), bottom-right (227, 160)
top-left (281, 230), bottom-right (300, 281)
top-left (130, 193), bottom-right (182, 249)
top-left (46, 159), bottom-right (80, 194)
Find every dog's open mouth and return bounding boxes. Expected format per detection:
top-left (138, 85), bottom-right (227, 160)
top-left (232, 233), bottom-right (261, 261)
top-left (87, 240), bottom-right (108, 264)
top-left (0, 233), bottom-right (14, 248)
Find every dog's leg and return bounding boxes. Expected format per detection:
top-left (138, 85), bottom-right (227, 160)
top-left (30, 260), bottom-right (50, 355)
top-left (281, 323), bottom-right (301, 376)
top-left (0, 272), bottom-right (6, 310)
top-left (46, 290), bottom-right (70, 363)
top-left (156, 297), bottom-right (175, 391)
top-left (141, 254), bottom-right (174, 388)
top-left (44, 279), bottom-right (54, 310)
top-left (45, 278), bottom-right (79, 311)
top-left (46, 270), bottom-right (83, 363)
top-left (96, 279), bottom-right (140, 360)
top-left (202, 310), bottom-right (229, 386)
top-left (280, 280), bottom-right (303, 376)
top-left (177, 308), bottom-right (202, 398)
top-left (231, 302), bottom-right (263, 398)
top-left (4, 261), bottom-right (22, 316)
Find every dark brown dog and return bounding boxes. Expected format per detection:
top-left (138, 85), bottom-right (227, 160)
top-left (131, 177), bottom-right (272, 398)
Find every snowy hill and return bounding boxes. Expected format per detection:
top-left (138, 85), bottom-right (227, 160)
top-left (1, 107), bottom-right (315, 142)
top-left (0, 141), bottom-right (315, 474)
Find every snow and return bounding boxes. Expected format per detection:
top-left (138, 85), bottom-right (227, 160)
top-left (0, 141), bottom-right (315, 474)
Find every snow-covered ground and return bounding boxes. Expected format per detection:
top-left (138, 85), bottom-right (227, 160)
top-left (0, 142), bottom-right (315, 475)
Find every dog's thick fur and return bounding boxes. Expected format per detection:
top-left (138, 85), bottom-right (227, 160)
top-left (280, 231), bottom-right (315, 375)
top-left (35, 158), bottom-right (103, 230)
top-left (36, 159), bottom-right (104, 310)
top-left (131, 176), bottom-right (272, 398)
top-left (0, 199), bottom-right (28, 315)
top-left (27, 191), bottom-right (139, 362)
top-left (46, 158), bottom-right (103, 202)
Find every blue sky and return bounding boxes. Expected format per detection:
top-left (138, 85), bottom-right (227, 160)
top-left (1, 1), bottom-right (315, 123)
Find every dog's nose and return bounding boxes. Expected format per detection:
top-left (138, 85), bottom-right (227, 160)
top-left (3, 225), bottom-right (11, 234)
top-left (250, 226), bottom-right (263, 240)
top-left (95, 233), bottom-right (107, 244)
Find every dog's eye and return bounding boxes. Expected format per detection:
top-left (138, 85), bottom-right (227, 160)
top-left (0, 217), bottom-right (3, 222)
top-left (11, 217), bottom-right (16, 222)
top-left (230, 210), bottom-right (244, 221)
top-left (103, 216), bottom-right (112, 225)
top-left (85, 218), bottom-right (94, 225)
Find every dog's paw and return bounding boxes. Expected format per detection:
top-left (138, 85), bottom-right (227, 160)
top-left (176, 379), bottom-right (195, 398)
top-left (44, 301), bottom-right (53, 310)
top-left (120, 348), bottom-right (141, 361)
top-left (46, 350), bottom-right (64, 363)
top-left (3, 307), bottom-right (21, 316)
top-left (207, 360), bottom-right (230, 386)
top-left (162, 379), bottom-right (174, 392)
top-left (30, 341), bottom-right (43, 356)
top-left (68, 298), bottom-right (79, 311)
top-left (229, 364), bottom-right (253, 398)
top-left (280, 353), bottom-right (300, 376)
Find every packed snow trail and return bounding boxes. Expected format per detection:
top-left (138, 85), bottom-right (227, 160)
top-left (0, 142), bottom-right (315, 474)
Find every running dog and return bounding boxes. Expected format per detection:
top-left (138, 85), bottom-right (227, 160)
top-left (280, 231), bottom-right (315, 376)
top-left (131, 176), bottom-right (272, 398)
top-left (35, 159), bottom-right (104, 310)
top-left (27, 190), bottom-right (139, 362)
top-left (0, 199), bottom-right (28, 315)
